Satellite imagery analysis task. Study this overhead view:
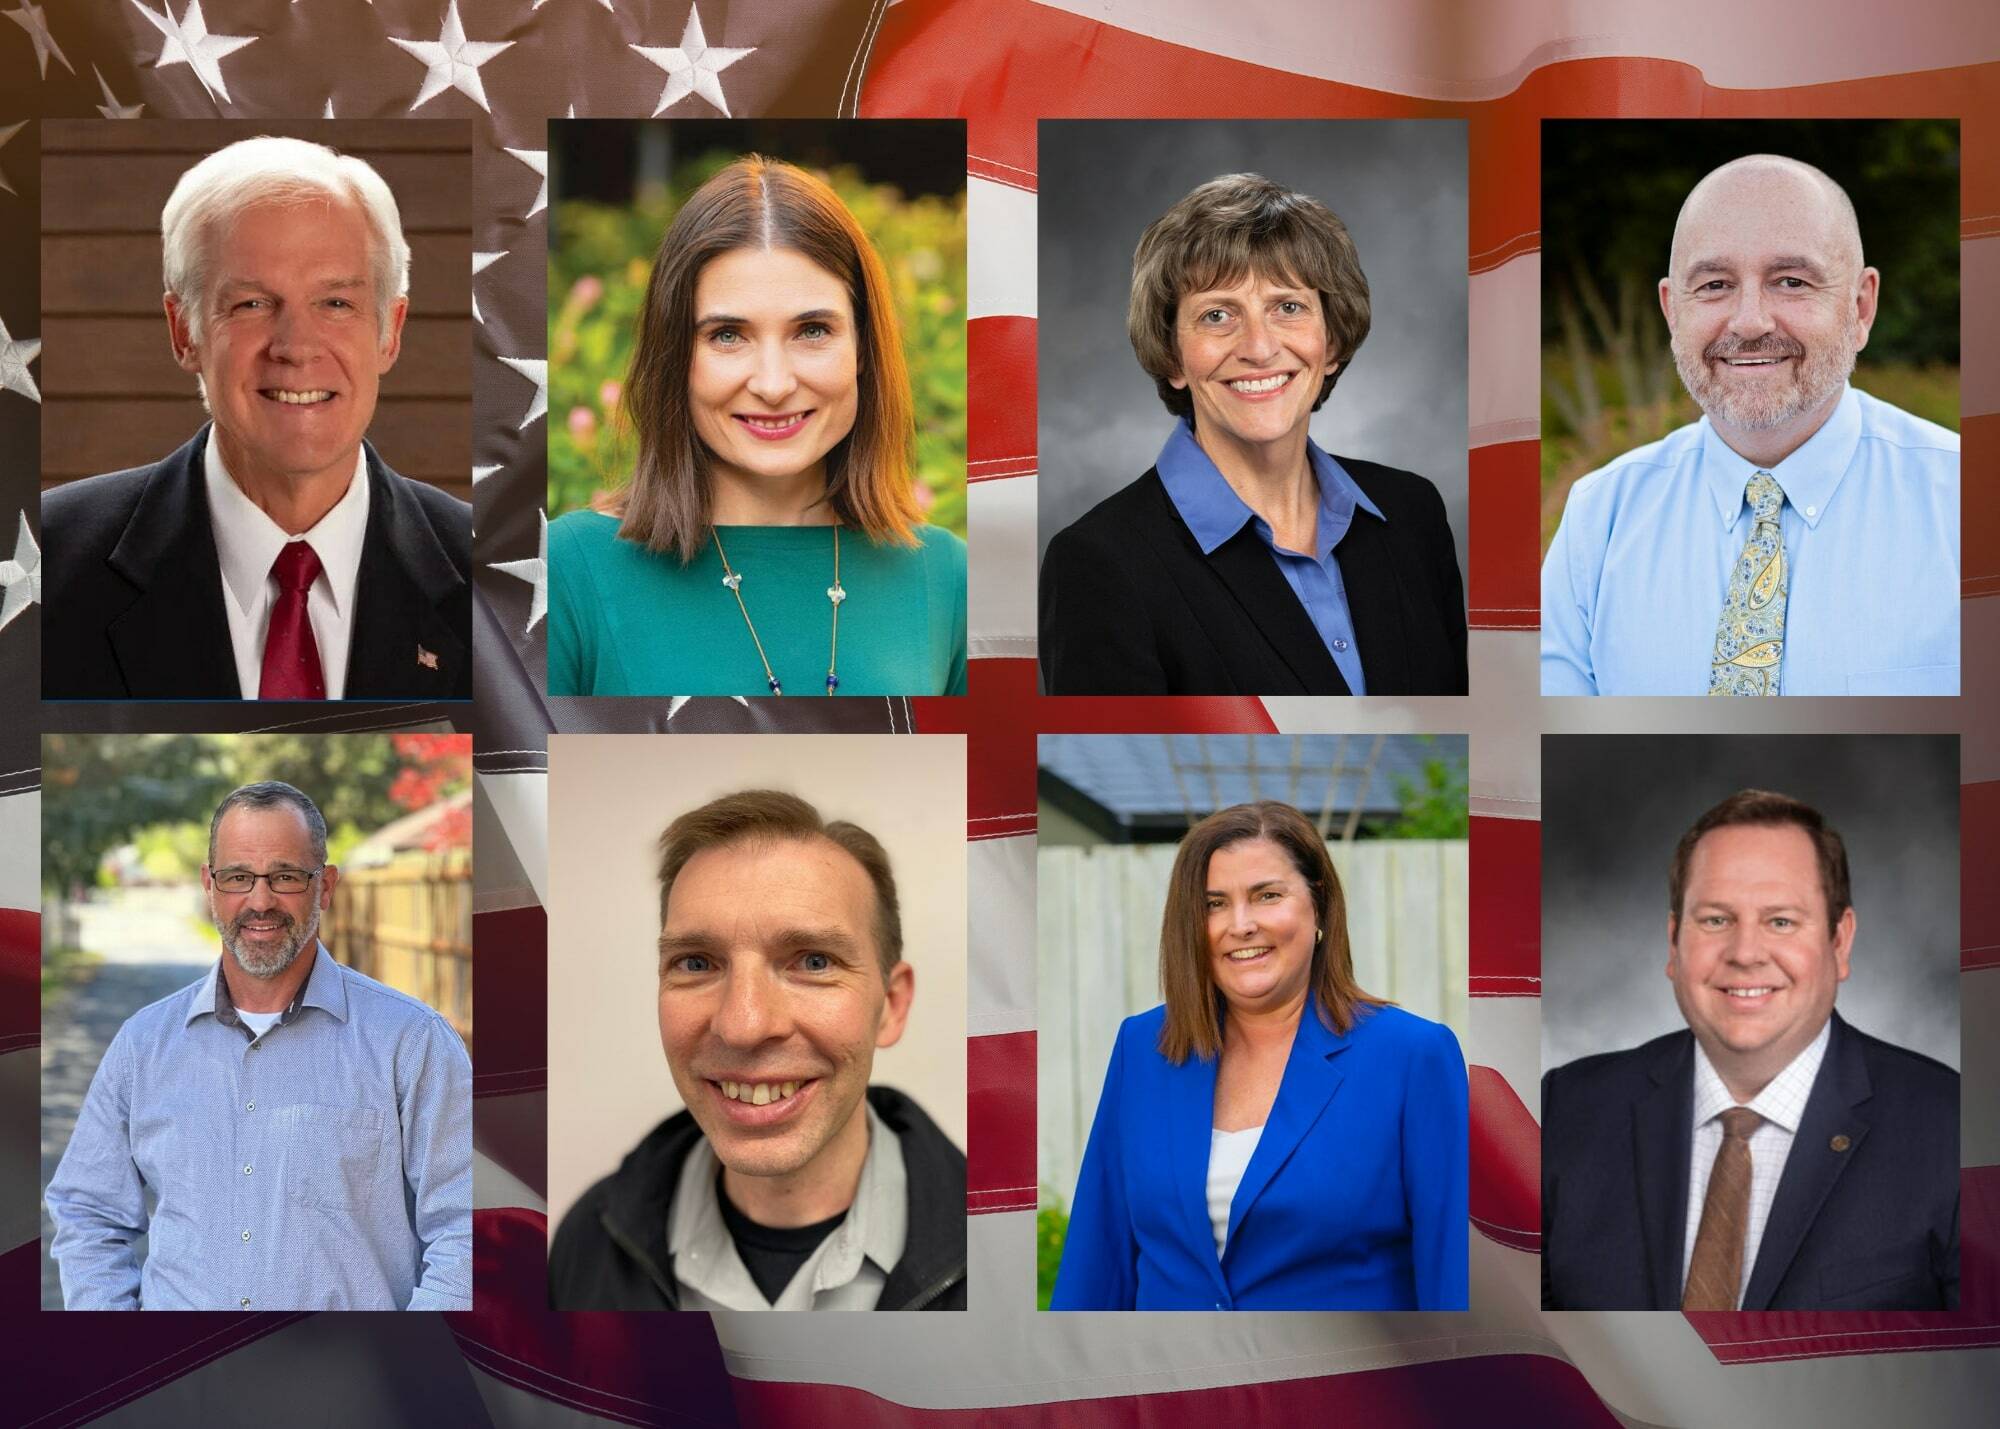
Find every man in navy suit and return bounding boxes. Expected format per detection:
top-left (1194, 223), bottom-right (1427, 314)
top-left (1542, 789), bottom-right (1958, 1310)
top-left (42, 135), bottom-right (469, 701)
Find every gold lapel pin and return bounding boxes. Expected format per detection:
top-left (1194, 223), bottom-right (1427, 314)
top-left (417, 645), bottom-right (439, 670)
top-left (1829, 1134), bottom-right (1851, 1152)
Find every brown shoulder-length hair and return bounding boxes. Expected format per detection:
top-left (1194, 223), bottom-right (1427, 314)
top-left (597, 155), bottom-right (920, 562)
top-left (1158, 801), bottom-right (1387, 1064)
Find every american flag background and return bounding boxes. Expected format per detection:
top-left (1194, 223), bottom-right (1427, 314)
top-left (1, 0), bottom-right (1996, 1424)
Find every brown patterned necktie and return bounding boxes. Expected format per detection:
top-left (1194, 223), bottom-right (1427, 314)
top-left (1682, 1106), bottom-right (1763, 1310)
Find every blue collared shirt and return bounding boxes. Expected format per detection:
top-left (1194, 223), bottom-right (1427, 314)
top-left (1156, 419), bottom-right (1384, 695)
top-left (1541, 386), bottom-right (1959, 695)
top-left (45, 946), bottom-right (473, 1311)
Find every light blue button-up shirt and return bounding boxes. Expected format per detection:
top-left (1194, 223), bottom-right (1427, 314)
top-left (45, 946), bottom-right (473, 1310)
top-left (1156, 419), bottom-right (1384, 694)
top-left (1541, 386), bottom-right (1959, 695)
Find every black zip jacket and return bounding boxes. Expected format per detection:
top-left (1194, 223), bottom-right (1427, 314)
top-left (548, 1086), bottom-right (967, 1310)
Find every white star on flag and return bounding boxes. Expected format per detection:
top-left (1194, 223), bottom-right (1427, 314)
top-left (472, 464), bottom-right (501, 484)
top-left (471, 250), bottom-right (507, 324)
top-left (390, 0), bottom-right (514, 114)
top-left (667, 696), bottom-right (750, 719)
top-left (632, 5), bottom-right (756, 118)
top-left (0, 315), bottom-right (40, 404)
top-left (534, 0), bottom-right (614, 9)
top-left (92, 65), bottom-right (144, 118)
top-left (0, 510), bottom-right (41, 634)
top-left (0, 120), bottom-right (23, 197)
top-left (498, 355), bottom-right (548, 429)
top-left (503, 146), bottom-right (548, 219)
top-left (129, 0), bottom-right (257, 107)
top-left (6, 3), bottom-right (74, 79)
top-left (489, 508), bottom-right (548, 635)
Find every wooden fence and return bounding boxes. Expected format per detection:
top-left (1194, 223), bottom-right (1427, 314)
top-left (327, 851), bottom-right (473, 1054)
top-left (1037, 839), bottom-right (1467, 1214)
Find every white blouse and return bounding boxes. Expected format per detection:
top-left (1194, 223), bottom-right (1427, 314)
top-left (1206, 1125), bottom-right (1266, 1260)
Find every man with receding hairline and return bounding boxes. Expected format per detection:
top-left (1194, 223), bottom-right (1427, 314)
top-left (1542, 153), bottom-right (1959, 696)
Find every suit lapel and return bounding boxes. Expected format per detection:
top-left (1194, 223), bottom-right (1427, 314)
top-left (345, 446), bottom-right (467, 698)
top-left (1168, 1047), bottom-right (1228, 1294)
top-left (1741, 1015), bottom-right (1871, 1311)
top-left (1226, 1000), bottom-right (1348, 1254)
top-left (102, 429), bottom-right (240, 697)
top-left (1632, 1033), bottom-right (1696, 1309)
top-left (1199, 530), bottom-right (1350, 695)
top-left (1337, 513), bottom-right (1412, 694)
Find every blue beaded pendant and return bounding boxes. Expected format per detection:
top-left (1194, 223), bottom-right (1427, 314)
top-left (767, 676), bottom-right (782, 695)
top-left (825, 673), bottom-right (839, 693)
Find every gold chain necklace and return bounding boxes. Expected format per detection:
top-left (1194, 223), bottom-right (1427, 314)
top-left (711, 527), bottom-right (845, 696)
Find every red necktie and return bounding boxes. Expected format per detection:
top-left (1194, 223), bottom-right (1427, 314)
top-left (259, 542), bottom-right (326, 700)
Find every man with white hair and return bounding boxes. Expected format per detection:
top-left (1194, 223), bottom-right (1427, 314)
top-left (43, 136), bottom-right (472, 700)
top-left (1541, 153), bottom-right (1959, 696)
top-left (45, 781), bottom-right (473, 1310)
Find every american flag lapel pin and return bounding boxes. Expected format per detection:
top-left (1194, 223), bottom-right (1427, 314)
top-left (417, 645), bottom-right (439, 670)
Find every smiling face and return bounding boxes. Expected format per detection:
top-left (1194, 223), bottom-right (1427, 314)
top-left (1660, 161), bottom-right (1876, 445)
top-left (202, 804), bottom-right (336, 980)
top-left (168, 198), bottom-right (406, 495)
top-left (1204, 836), bottom-right (1319, 1017)
top-left (656, 835), bottom-right (912, 1191)
top-left (1169, 272), bottom-right (1339, 462)
top-left (687, 246), bottom-right (862, 513)
top-left (1667, 822), bottom-right (1855, 1099)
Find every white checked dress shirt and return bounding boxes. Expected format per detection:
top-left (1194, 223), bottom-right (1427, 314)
top-left (1682, 1020), bottom-right (1832, 1307)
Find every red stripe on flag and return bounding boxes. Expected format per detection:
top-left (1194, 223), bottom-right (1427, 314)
top-left (1470, 440), bottom-right (1540, 630)
top-left (0, 905), bottom-right (36, 1048)
top-left (1469, 1065), bottom-right (1541, 1252)
top-left (1688, 1167), bottom-right (2000, 1362)
top-left (731, 1350), bottom-right (1623, 1427)
top-left (472, 906), bottom-right (547, 1098)
top-left (1469, 815), bottom-right (1539, 995)
top-left (448, 1207), bottom-right (739, 1429)
top-left (1965, 414), bottom-right (1997, 599)
top-left (970, 315), bottom-right (1036, 483)
top-left (969, 1031), bottom-right (1035, 1214)
top-left (1967, 780), bottom-right (2000, 971)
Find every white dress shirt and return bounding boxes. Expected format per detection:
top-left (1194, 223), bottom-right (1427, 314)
top-left (204, 437), bottom-right (370, 699)
top-left (1206, 1124), bottom-right (1265, 1261)
top-left (1682, 1019), bottom-right (1831, 1306)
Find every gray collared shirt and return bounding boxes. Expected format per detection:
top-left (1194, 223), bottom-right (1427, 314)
top-left (45, 946), bottom-right (472, 1310)
top-left (668, 1100), bottom-right (907, 1310)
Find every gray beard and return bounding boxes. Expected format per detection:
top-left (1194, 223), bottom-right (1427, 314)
top-left (1671, 319), bottom-right (1858, 434)
top-left (218, 906), bottom-right (318, 979)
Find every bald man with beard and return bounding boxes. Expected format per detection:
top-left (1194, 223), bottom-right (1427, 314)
top-left (1541, 154), bottom-right (1959, 696)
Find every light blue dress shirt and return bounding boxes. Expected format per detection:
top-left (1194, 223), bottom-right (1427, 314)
top-left (45, 946), bottom-right (473, 1311)
top-left (1155, 419), bottom-right (1383, 695)
top-left (1541, 386), bottom-right (1959, 695)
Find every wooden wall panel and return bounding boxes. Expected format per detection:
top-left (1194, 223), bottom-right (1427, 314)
top-left (42, 317), bottom-right (471, 400)
top-left (42, 233), bottom-right (472, 317)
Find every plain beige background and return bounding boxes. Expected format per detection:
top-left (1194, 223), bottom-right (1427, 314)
top-left (545, 734), bottom-right (968, 1235)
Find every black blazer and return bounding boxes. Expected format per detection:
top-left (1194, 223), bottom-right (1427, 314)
top-left (1541, 1012), bottom-right (1959, 1310)
top-left (43, 427), bottom-right (472, 700)
top-left (1038, 460), bottom-right (1466, 695)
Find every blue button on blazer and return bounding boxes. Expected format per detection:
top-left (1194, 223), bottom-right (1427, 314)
top-left (1050, 996), bottom-right (1469, 1311)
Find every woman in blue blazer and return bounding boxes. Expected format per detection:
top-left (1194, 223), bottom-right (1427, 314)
top-left (1050, 801), bottom-right (1468, 1310)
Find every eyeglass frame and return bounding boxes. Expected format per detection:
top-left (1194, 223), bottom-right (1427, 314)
top-left (208, 866), bottom-right (327, 895)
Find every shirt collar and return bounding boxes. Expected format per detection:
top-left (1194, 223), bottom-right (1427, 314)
top-left (1699, 385), bottom-right (1863, 533)
top-left (1154, 418), bottom-right (1384, 557)
top-left (187, 942), bottom-right (349, 1031)
top-left (1690, 1017), bottom-right (1832, 1135)
top-left (204, 426), bottom-right (371, 619)
top-left (668, 1098), bottom-right (907, 1306)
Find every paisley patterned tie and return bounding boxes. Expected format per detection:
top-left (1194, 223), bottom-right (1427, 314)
top-left (1708, 470), bottom-right (1788, 696)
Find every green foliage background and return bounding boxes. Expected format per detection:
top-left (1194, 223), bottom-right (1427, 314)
top-left (547, 154), bottom-right (967, 539)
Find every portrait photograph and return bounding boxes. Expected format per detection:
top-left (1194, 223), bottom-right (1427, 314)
top-left (1037, 733), bottom-right (1470, 1310)
top-left (1035, 119), bottom-right (1469, 698)
top-left (1540, 733), bottom-right (1960, 1311)
top-left (544, 118), bottom-right (968, 698)
top-left (1539, 119), bottom-right (1961, 697)
top-left (38, 119), bottom-right (475, 703)
top-left (545, 733), bottom-right (968, 1311)
top-left (38, 731), bottom-right (475, 1311)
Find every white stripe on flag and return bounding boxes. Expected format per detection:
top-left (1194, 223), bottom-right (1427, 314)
top-left (971, 834), bottom-right (1037, 1039)
top-left (969, 174), bottom-right (1039, 320)
top-left (969, 472), bottom-right (1040, 662)
top-left (1471, 994), bottom-right (1544, 1122)
top-left (0, 788), bottom-right (37, 912)
top-left (1470, 253), bottom-right (1539, 448)
top-left (475, 771), bottom-right (549, 915)
top-left (1, 1048), bottom-right (40, 1255)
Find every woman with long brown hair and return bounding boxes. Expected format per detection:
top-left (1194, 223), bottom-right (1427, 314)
top-left (1050, 801), bottom-right (1467, 1310)
top-left (548, 156), bottom-right (966, 696)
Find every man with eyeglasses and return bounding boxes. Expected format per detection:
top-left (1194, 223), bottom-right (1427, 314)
top-left (45, 781), bottom-right (472, 1310)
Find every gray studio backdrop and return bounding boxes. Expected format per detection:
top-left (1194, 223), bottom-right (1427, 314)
top-left (1541, 735), bottom-right (1960, 1074)
top-left (1035, 118), bottom-right (1469, 592)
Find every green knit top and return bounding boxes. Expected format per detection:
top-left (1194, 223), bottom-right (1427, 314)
top-left (547, 511), bottom-right (967, 697)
